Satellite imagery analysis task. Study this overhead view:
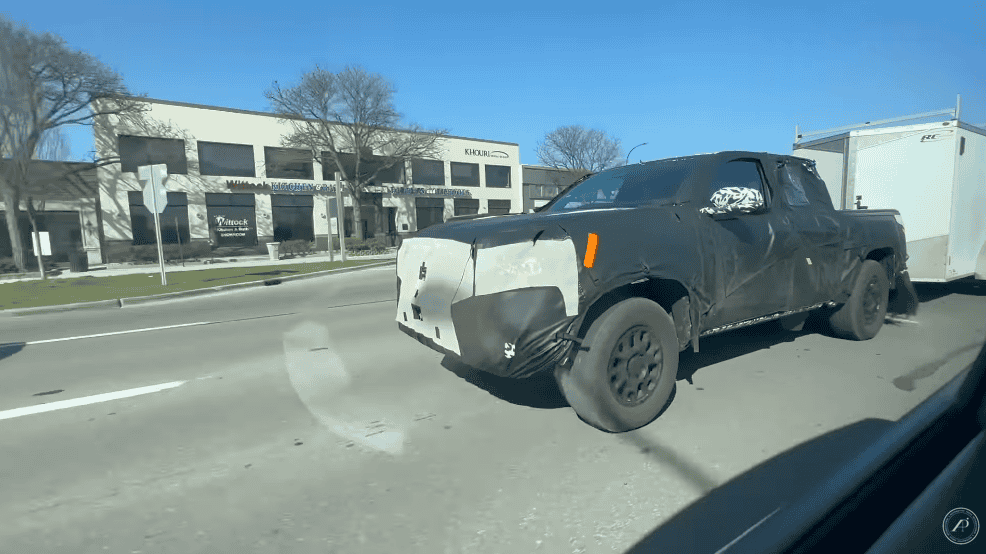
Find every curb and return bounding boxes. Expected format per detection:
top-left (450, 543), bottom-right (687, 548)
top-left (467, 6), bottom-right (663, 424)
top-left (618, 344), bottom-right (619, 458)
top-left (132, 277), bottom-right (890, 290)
top-left (1, 259), bottom-right (395, 317)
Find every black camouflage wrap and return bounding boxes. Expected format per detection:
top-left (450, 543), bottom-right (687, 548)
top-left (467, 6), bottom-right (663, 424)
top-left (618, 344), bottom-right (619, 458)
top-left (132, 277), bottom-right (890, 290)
top-left (397, 151), bottom-right (918, 378)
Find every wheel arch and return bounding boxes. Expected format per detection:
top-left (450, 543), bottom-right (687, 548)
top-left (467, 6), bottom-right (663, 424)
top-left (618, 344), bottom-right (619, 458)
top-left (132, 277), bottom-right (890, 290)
top-left (576, 278), bottom-right (694, 353)
top-left (863, 247), bottom-right (898, 289)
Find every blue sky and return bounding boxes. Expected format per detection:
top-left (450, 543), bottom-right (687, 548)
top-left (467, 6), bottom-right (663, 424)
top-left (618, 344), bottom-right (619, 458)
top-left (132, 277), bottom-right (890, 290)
top-left (6, 0), bottom-right (985, 165)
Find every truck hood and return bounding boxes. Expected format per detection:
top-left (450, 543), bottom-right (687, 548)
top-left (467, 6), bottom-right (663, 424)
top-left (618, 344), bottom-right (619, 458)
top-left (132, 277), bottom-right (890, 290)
top-left (417, 208), bottom-right (642, 248)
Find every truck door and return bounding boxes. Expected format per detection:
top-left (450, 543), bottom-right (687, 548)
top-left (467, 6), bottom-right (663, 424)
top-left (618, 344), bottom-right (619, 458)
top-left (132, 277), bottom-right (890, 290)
top-left (774, 160), bottom-right (846, 308)
top-left (702, 158), bottom-right (798, 328)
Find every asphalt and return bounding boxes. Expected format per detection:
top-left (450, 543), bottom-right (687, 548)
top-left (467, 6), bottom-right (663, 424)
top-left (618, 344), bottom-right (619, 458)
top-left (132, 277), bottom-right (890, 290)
top-left (0, 249), bottom-right (398, 317)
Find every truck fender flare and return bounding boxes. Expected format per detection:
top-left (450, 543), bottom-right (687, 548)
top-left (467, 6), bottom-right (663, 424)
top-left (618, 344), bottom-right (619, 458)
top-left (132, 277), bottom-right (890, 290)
top-left (575, 277), bottom-right (698, 353)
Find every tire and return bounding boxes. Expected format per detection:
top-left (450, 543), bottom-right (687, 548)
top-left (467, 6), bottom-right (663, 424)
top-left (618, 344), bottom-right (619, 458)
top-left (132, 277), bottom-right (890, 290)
top-left (556, 298), bottom-right (678, 433)
top-left (828, 260), bottom-right (889, 341)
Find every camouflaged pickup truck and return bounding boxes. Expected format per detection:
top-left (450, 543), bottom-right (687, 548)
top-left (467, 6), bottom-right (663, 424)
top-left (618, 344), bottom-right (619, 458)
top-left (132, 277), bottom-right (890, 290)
top-left (396, 151), bottom-right (919, 432)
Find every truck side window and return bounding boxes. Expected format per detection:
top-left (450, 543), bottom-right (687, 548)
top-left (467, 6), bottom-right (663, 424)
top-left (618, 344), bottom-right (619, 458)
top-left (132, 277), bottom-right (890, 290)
top-left (709, 160), bottom-right (767, 202)
top-left (781, 165), bottom-right (811, 207)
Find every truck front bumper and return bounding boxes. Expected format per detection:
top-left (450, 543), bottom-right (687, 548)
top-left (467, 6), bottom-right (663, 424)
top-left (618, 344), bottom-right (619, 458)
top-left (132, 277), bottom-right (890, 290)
top-left (398, 286), bottom-right (580, 378)
top-left (395, 235), bottom-right (582, 378)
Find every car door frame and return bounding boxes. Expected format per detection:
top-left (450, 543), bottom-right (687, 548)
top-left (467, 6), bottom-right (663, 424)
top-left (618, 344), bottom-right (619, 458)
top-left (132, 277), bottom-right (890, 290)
top-left (699, 156), bottom-right (799, 330)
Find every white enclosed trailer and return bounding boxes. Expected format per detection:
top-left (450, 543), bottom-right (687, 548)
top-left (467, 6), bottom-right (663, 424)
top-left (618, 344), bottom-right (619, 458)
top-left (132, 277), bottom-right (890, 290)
top-left (793, 97), bottom-right (986, 282)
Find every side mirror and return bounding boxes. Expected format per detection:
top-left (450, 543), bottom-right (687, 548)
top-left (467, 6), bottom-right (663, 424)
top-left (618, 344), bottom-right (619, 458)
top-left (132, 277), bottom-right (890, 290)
top-left (699, 187), bottom-right (765, 216)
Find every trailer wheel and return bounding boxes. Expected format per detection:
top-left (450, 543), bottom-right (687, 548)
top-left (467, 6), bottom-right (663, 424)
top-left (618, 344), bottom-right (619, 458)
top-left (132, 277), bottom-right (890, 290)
top-left (556, 298), bottom-right (678, 433)
top-left (828, 260), bottom-right (889, 341)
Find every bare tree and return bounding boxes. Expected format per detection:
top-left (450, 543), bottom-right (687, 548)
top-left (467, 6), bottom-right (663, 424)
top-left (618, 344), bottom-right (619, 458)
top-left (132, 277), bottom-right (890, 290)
top-left (0, 15), bottom-right (148, 273)
top-left (34, 124), bottom-right (70, 161)
top-left (266, 65), bottom-right (449, 242)
top-left (535, 125), bottom-right (625, 172)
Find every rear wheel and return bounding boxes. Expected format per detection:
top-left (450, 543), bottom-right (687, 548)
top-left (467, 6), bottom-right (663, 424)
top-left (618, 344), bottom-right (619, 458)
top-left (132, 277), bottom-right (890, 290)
top-left (828, 260), bottom-right (889, 341)
top-left (556, 298), bottom-right (678, 433)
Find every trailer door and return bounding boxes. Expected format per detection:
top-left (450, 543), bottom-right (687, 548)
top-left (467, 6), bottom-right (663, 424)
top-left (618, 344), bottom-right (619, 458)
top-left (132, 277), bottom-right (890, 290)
top-left (947, 127), bottom-right (986, 280)
top-left (853, 128), bottom-right (956, 281)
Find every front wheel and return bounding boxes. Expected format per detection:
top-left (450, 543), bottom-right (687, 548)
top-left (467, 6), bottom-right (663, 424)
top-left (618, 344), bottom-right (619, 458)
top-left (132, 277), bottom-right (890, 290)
top-left (556, 298), bottom-right (678, 433)
top-left (828, 260), bottom-right (889, 341)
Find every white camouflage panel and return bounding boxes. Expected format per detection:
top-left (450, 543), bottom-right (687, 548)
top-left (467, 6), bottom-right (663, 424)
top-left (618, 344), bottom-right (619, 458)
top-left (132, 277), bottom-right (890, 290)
top-left (699, 186), bottom-right (764, 216)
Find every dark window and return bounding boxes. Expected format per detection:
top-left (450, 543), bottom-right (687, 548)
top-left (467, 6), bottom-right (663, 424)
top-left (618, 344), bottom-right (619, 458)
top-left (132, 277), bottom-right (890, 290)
top-left (324, 152), bottom-right (404, 183)
top-left (265, 147), bottom-right (313, 180)
top-left (488, 199), bottom-right (511, 215)
top-left (454, 198), bottom-right (479, 216)
top-left (119, 135), bottom-right (188, 175)
top-left (362, 158), bottom-right (404, 184)
top-left (709, 160), bottom-right (767, 201)
top-left (411, 159), bottom-right (445, 186)
top-left (205, 193), bottom-right (257, 246)
top-left (527, 184), bottom-right (559, 199)
top-left (485, 165), bottom-right (511, 188)
top-left (415, 197), bottom-right (445, 230)
top-left (270, 194), bottom-right (314, 242)
top-left (127, 191), bottom-right (190, 245)
top-left (198, 141), bottom-right (256, 177)
top-left (450, 162), bottom-right (479, 187)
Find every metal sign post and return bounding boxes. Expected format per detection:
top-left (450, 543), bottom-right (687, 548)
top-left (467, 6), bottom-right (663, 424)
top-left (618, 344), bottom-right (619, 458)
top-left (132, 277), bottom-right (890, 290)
top-left (138, 164), bottom-right (170, 286)
top-left (175, 216), bottom-right (184, 267)
top-left (326, 196), bottom-right (335, 263)
top-left (335, 173), bottom-right (347, 263)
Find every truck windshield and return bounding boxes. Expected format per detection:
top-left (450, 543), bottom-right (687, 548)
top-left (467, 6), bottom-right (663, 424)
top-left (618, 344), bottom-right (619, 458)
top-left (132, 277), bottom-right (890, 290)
top-left (541, 159), bottom-right (698, 212)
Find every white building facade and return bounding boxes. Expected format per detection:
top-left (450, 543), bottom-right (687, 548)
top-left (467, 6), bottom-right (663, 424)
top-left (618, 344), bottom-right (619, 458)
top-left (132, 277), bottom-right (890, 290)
top-left (92, 97), bottom-right (522, 262)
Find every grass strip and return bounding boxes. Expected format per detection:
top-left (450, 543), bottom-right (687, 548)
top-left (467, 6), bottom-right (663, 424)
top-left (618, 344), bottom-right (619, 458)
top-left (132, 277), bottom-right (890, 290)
top-left (0, 259), bottom-right (382, 310)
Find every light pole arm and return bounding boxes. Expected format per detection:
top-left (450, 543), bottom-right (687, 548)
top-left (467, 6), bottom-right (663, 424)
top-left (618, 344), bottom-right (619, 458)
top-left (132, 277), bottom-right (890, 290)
top-left (626, 143), bottom-right (647, 164)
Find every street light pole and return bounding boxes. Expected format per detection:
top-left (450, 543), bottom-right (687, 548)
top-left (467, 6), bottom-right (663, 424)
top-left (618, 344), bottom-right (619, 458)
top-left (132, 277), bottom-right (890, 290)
top-left (626, 142), bottom-right (647, 165)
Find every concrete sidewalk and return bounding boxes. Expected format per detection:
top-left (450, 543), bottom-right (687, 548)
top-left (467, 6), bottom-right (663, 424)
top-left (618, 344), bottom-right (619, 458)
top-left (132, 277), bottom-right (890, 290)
top-left (0, 249), bottom-right (398, 317)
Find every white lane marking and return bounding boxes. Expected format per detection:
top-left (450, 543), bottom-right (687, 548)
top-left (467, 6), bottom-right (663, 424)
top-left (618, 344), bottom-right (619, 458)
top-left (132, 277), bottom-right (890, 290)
top-left (25, 322), bottom-right (215, 345)
top-left (0, 381), bottom-right (187, 421)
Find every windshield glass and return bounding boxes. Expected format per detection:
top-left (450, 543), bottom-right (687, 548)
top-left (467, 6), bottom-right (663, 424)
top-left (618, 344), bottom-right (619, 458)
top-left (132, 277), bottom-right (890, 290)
top-left (542, 158), bottom-right (699, 212)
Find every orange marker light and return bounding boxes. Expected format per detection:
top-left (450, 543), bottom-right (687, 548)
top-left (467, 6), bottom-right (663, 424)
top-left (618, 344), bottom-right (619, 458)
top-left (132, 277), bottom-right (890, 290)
top-left (584, 233), bottom-right (599, 268)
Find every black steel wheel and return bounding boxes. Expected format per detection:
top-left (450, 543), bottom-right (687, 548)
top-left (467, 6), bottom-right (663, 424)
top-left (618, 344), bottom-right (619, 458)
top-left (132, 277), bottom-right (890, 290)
top-left (828, 260), bottom-right (890, 341)
top-left (607, 326), bottom-right (665, 407)
top-left (556, 298), bottom-right (678, 433)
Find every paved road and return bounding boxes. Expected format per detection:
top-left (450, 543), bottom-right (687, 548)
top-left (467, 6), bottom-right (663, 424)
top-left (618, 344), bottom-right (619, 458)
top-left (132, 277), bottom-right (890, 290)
top-left (0, 270), bottom-right (983, 553)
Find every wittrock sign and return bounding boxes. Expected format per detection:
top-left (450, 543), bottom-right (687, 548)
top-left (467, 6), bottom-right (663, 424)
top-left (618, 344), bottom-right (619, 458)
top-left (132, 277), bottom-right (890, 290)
top-left (213, 215), bottom-right (252, 239)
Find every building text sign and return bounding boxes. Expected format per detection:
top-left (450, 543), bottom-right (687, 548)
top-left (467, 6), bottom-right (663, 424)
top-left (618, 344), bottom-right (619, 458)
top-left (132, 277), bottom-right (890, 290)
top-left (213, 215), bottom-right (253, 239)
top-left (388, 186), bottom-right (469, 197)
top-left (464, 148), bottom-right (509, 159)
top-left (226, 180), bottom-right (470, 197)
top-left (227, 180), bottom-right (337, 194)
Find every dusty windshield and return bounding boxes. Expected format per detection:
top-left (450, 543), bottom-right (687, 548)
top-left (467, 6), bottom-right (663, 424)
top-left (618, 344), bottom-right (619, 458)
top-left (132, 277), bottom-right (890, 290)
top-left (542, 159), bottom-right (698, 212)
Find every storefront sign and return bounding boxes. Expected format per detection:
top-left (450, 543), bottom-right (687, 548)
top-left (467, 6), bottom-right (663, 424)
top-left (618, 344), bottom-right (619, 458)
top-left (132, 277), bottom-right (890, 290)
top-left (464, 148), bottom-right (509, 159)
top-left (227, 180), bottom-right (469, 197)
top-left (388, 186), bottom-right (469, 197)
top-left (213, 214), bottom-right (254, 239)
top-left (226, 180), bottom-right (338, 194)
